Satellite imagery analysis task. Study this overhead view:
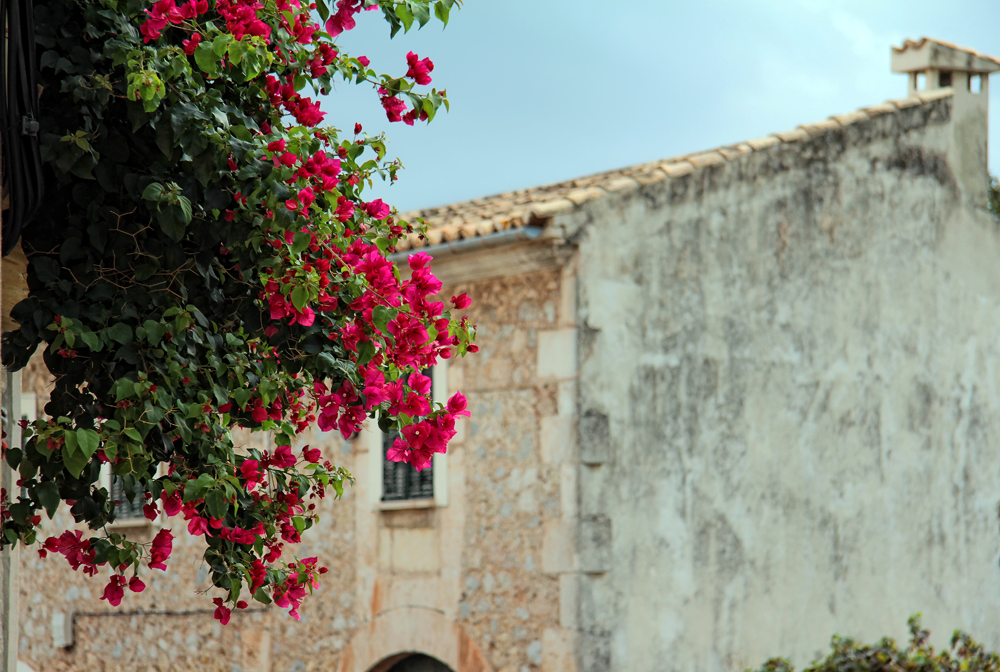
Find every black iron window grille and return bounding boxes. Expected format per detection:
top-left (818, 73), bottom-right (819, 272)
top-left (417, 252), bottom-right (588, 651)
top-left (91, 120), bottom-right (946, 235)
top-left (109, 475), bottom-right (146, 520)
top-left (381, 368), bottom-right (434, 502)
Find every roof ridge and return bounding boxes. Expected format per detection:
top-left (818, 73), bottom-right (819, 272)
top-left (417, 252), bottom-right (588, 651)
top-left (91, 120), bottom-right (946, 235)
top-left (395, 90), bottom-right (954, 253)
top-left (892, 37), bottom-right (1000, 66)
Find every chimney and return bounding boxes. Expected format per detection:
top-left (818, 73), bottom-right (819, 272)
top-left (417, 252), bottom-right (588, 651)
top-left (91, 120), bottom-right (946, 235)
top-left (891, 38), bottom-right (1000, 212)
top-left (891, 37), bottom-right (1000, 99)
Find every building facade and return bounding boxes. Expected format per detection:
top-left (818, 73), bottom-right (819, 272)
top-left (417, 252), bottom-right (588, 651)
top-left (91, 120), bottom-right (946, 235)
top-left (12, 37), bottom-right (1000, 672)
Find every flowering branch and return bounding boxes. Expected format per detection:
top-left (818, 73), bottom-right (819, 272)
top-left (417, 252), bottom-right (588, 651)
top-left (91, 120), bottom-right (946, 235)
top-left (0, 0), bottom-right (470, 623)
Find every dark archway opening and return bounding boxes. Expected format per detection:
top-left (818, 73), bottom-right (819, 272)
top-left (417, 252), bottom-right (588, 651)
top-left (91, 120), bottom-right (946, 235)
top-left (386, 654), bottom-right (454, 672)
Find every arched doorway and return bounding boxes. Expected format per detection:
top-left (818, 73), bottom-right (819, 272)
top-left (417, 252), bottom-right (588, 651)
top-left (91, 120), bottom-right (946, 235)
top-left (338, 606), bottom-right (491, 672)
top-left (386, 654), bottom-right (454, 672)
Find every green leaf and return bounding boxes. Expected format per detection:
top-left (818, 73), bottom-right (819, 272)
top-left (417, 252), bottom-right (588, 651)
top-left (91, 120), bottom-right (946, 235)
top-left (434, 0), bottom-right (450, 24)
top-left (76, 429), bottom-right (100, 458)
top-left (63, 446), bottom-right (89, 479)
top-left (143, 320), bottom-right (166, 346)
top-left (177, 196), bottom-right (193, 224)
top-left (411, 1), bottom-right (431, 27)
top-left (194, 42), bottom-right (220, 75)
top-left (315, 0), bottom-right (329, 21)
top-left (212, 33), bottom-right (233, 56)
top-left (63, 430), bottom-right (79, 457)
top-left (231, 124), bottom-right (251, 142)
top-left (5, 447), bottom-right (22, 469)
top-left (102, 441), bottom-right (118, 463)
top-left (233, 388), bottom-right (252, 410)
top-left (291, 231), bottom-right (311, 254)
top-left (228, 39), bottom-right (246, 66)
top-left (356, 340), bottom-right (376, 366)
top-left (183, 472), bottom-right (216, 502)
top-left (80, 330), bottom-right (102, 351)
top-left (373, 305), bottom-right (395, 333)
top-left (394, 4), bottom-right (414, 31)
top-left (141, 182), bottom-right (164, 201)
top-left (106, 322), bottom-right (133, 345)
top-left (36, 481), bottom-right (60, 518)
top-left (291, 285), bottom-right (308, 310)
top-left (123, 428), bottom-right (142, 442)
top-left (113, 378), bottom-right (136, 402)
top-left (204, 489), bottom-right (226, 519)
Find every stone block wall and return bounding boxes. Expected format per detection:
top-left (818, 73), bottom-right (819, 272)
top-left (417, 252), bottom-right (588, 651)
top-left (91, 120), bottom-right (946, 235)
top-left (15, 265), bottom-right (579, 672)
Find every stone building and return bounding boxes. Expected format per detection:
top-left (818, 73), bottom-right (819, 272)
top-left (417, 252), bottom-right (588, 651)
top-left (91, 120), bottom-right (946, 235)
top-left (11, 36), bottom-right (1000, 672)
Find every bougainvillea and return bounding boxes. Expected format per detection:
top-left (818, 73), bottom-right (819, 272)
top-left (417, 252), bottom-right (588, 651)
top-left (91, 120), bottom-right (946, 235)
top-left (0, 0), bottom-right (470, 622)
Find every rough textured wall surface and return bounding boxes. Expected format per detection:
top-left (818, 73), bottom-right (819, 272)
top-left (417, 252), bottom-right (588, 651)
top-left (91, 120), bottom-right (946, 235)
top-left (16, 416), bottom-right (358, 672)
top-left (449, 270), bottom-right (569, 672)
top-left (570, 95), bottom-right (1000, 672)
top-left (16, 270), bottom-right (571, 672)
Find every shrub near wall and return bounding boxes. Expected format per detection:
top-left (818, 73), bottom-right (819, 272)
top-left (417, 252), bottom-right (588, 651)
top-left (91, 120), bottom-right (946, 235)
top-left (750, 617), bottom-right (1000, 672)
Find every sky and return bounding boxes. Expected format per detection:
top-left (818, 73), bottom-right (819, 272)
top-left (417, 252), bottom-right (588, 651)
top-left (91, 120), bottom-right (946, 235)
top-left (320, 0), bottom-right (1000, 213)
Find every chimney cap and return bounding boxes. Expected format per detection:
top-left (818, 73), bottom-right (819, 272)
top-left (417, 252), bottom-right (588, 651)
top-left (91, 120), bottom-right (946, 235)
top-left (892, 37), bottom-right (1000, 74)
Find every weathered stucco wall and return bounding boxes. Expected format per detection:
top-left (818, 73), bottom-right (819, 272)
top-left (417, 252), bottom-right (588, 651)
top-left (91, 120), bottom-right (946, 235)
top-left (568, 94), bottom-right (1000, 671)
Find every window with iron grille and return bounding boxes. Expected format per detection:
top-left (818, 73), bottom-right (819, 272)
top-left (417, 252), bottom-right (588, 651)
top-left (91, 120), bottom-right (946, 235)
top-left (382, 368), bottom-right (434, 502)
top-left (109, 475), bottom-right (146, 520)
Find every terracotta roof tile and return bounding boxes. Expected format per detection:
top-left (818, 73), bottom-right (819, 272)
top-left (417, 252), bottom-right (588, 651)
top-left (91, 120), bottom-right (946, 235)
top-left (800, 120), bottom-right (841, 135)
top-left (661, 162), bottom-right (694, 178)
top-left (775, 129), bottom-right (810, 143)
top-left (529, 198), bottom-right (575, 219)
top-left (395, 91), bottom-right (956, 251)
top-left (640, 169), bottom-right (673, 186)
top-left (893, 37), bottom-right (1000, 67)
top-left (747, 136), bottom-right (781, 150)
top-left (687, 151), bottom-right (726, 168)
top-left (719, 144), bottom-right (753, 160)
top-left (566, 187), bottom-right (606, 205)
top-left (861, 103), bottom-right (898, 117)
top-left (605, 176), bottom-right (640, 193)
top-left (890, 97), bottom-right (922, 109)
top-left (832, 111), bottom-right (870, 125)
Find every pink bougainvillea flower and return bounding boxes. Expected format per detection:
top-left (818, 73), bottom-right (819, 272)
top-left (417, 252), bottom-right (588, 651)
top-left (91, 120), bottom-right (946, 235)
top-left (273, 444), bottom-right (296, 468)
top-left (149, 529), bottom-right (173, 571)
top-left (405, 51), bottom-right (434, 85)
top-left (182, 32), bottom-right (202, 55)
top-left (447, 391), bottom-right (471, 418)
top-left (363, 198), bottom-right (390, 220)
top-left (101, 575), bottom-right (125, 607)
top-left (380, 94), bottom-right (407, 123)
top-left (451, 293), bottom-right (471, 309)
top-left (213, 597), bottom-right (232, 625)
top-left (240, 459), bottom-right (261, 485)
top-left (187, 516), bottom-right (208, 536)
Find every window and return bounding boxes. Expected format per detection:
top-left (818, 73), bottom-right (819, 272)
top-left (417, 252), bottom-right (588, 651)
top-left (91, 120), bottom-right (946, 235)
top-left (367, 360), bottom-right (449, 509)
top-left (101, 466), bottom-right (160, 526)
top-left (382, 369), bottom-right (435, 502)
top-left (109, 474), bottom-right (146, 521)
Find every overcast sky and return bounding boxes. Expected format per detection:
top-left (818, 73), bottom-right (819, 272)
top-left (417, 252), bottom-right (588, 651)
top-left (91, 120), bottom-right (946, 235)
top-left (320, 0), bottom-right (1000, 213)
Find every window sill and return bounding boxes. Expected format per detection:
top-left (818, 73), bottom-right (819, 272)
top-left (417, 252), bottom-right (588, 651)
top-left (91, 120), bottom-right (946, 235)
top-left (377, 498), bottom-right (436, 511)
top-left (107, 517), bottom-right (157, 529)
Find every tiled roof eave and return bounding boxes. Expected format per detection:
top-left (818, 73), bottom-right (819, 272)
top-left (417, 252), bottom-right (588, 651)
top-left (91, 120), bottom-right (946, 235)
top-left (398, 90), bottom-right (955, 250)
